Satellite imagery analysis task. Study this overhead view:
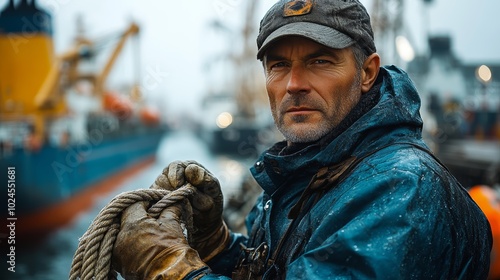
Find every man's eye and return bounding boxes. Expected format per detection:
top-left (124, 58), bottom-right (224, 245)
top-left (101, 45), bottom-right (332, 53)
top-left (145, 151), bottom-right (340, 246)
top-left (270, 62), bottom-right (287, 69)
top-left (314, 59), bottom-right (330, 65)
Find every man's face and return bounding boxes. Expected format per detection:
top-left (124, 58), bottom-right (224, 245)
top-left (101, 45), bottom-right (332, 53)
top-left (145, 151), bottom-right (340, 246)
top-left (264, 36), bottom-right (363, 144)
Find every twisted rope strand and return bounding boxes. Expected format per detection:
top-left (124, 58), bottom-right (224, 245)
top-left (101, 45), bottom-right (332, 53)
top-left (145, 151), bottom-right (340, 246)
top-left (69, 184), bottom-right (195, 280)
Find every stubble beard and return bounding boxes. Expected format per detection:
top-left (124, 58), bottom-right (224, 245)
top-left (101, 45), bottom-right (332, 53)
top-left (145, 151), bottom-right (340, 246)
top-left (273, 73), bottom-right (362, 144)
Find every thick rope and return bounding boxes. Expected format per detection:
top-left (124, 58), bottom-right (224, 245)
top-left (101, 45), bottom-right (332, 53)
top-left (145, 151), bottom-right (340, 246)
top-left (69, 184), bottom-right (196, 280)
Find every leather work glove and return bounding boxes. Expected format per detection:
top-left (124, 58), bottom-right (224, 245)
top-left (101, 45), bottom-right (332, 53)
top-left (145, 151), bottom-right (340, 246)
top-left (112, 201), bottom-right (207, 279)
top-left (151, 161), bottom-right (230, 262)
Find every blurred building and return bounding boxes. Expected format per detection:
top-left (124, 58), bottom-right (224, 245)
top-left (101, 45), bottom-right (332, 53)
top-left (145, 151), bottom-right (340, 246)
top-left (407, 35), bottom-right (500, 188)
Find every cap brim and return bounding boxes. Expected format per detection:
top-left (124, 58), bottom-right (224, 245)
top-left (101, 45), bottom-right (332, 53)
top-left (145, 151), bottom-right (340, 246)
top-left (257, 21), bottom-right (355, 60)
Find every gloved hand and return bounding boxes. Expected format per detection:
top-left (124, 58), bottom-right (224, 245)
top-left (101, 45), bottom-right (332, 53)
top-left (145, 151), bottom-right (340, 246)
top-left (151, 160), bottom-right (230, 262)
top-left (112, 201), bottom-right (207, 279)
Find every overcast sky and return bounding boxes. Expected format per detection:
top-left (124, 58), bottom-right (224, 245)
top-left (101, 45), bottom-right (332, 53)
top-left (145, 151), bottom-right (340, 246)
top-left (2, 0), bottom-right (499, 116)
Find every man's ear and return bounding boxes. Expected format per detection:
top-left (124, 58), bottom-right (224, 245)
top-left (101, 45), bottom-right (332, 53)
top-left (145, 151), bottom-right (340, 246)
top-left (361, 53), bottom-right (380, 94)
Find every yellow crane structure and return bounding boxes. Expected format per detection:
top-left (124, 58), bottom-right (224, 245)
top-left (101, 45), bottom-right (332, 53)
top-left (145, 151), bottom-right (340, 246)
top-left (36, 22), bottom-right (140, 108)
top-left (0, 0), bottom-right (139, 143)
top-left (0, 0), bottom-right (166, 239)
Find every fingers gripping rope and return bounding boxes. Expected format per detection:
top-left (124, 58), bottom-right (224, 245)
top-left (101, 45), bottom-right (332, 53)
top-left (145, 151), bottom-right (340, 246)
top-left (69, 184), bottom-right (196, 280)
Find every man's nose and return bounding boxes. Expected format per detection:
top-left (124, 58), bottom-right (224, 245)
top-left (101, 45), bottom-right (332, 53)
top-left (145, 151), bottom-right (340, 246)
top-left (286, 65), bottom-right (310, 95)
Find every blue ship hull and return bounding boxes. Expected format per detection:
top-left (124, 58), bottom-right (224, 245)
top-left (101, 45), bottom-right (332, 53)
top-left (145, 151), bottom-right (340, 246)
top-left (0, 127), bottom-right (165, 235)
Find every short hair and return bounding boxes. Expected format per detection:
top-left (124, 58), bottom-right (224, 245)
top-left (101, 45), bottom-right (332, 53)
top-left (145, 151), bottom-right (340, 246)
top-left (351, 43), bottom-right (368, 70)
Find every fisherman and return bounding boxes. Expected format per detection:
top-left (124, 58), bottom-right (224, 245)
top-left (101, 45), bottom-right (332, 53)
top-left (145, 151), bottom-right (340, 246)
top-left (111, 0), bottom-right (492, 279)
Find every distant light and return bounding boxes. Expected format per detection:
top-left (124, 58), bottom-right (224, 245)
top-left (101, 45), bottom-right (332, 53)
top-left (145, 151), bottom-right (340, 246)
top-left (476, 65), bottom-right (492, 83)
top-left (216, 112), bottom-right (233, 128)
top-left (395, 36), bottom-right (415, 62)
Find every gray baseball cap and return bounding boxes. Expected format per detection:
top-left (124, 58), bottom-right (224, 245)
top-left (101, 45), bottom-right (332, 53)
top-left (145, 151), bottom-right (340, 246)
top-left (256, 0), bottom-right (376, 60)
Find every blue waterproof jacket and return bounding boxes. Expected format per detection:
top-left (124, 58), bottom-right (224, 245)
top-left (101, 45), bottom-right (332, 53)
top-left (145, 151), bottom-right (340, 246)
top-left (196, 66), bottom-right (492, 279)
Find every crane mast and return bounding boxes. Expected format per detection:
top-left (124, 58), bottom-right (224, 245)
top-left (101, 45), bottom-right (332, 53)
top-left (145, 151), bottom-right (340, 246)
top-left (370, 0), bottom-right (405, 65)
top-left (234, 0), bottom-right (262, 121)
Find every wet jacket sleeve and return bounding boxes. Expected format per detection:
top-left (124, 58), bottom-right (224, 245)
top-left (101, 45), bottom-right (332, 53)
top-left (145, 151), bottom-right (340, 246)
top-left (285, 162), bottom-right (491, 279)
top-left (186, 232), bottom-right (246, 279)
top-left (187, 196), bottom-right (261, 279)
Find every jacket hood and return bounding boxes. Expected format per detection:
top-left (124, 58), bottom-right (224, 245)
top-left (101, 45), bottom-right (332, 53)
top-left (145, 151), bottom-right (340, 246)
top-left (252, 65), bottom-right (425, 193)
top-left (323, 65), bottom-right (424, 161)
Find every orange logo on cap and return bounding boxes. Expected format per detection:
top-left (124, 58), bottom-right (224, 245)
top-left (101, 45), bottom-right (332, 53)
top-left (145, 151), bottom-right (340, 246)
top-left (283, 0), bottom-right (313, 17)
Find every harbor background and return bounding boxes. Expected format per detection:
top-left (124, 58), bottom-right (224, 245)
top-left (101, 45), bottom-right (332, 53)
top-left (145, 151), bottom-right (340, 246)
top-left (1, 0), bottom-right (500, 279)
top-left (2, 128), bottom-right (257, 279)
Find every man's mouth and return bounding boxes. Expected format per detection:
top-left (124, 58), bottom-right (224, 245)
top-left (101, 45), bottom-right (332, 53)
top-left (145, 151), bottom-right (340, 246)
top-left (286, 107), bottom-right (316, 113)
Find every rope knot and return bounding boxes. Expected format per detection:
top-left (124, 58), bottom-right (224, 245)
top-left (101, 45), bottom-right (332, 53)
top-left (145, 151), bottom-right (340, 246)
top-left (69, 184), bottom-right (196, 280)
